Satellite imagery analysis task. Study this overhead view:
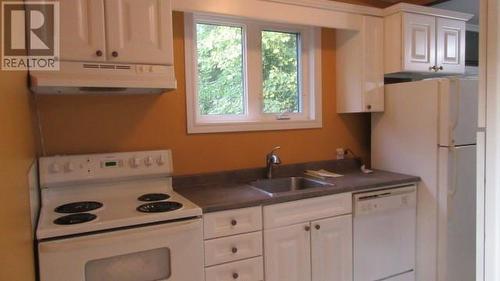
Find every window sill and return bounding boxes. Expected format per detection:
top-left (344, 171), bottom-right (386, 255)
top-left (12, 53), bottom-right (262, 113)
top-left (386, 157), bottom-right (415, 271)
top-left (187, 119), bottom-right (323, 134)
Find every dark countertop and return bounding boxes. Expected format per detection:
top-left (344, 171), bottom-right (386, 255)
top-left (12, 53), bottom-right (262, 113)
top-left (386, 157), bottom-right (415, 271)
top-left (174, 159), bottom-right (420, 213)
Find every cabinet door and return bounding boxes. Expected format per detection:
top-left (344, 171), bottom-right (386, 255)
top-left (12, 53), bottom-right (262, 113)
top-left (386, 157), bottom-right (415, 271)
top-left (264, 223), bottom-right (311, 281)
top-left (59, 0), bottom-right (106, 61)
top-left (403, 13), bottom-right (436, 72)
top-left (105, 0), bottom-right (173, 64)
top-left (311, 215), bottom-right (353, 281)
top-left (362, 16), bottom-right (384, 112)
top-left (436, 18), bottom-right (466, 74)
top-left (336, 16), bottom-right (384, 113)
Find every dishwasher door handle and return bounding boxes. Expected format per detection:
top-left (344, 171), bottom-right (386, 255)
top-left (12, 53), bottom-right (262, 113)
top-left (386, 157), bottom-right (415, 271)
top-left (357, 192), bottom-right (393, 201)
top-left (354, 185), bottom-right (417, 202)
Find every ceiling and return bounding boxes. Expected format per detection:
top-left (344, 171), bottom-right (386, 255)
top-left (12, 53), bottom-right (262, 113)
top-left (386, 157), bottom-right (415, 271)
top-left (332, 0), bottom-right (451, 8)
top-left (378, 0), bottom-right (450, 5)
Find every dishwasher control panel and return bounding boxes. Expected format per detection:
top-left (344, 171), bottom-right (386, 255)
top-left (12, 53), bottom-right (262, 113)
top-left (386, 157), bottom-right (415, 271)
top-left (354, 185), bottom-right (417, 215)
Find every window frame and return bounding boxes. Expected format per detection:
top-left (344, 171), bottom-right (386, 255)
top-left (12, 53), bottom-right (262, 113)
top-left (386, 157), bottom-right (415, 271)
top-left (184, 13), bottom-right (322, 134)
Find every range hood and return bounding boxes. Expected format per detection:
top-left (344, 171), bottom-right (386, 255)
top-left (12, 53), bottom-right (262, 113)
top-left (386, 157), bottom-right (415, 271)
top-left (30, 61), bottom-right (177, 95)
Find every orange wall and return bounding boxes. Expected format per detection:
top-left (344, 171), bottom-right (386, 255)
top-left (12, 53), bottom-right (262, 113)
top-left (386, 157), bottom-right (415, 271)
top-left (0, 72), bottom-right (37, 281)
top-left (35, 12), bottom-right (371, 176)
top-left (0, 1), bottom-right (38, 278)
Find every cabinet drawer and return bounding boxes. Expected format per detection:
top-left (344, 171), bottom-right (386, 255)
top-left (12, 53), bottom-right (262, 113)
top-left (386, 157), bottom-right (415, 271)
top-left (205, 257), bottom-right (264, 281)
top-left (204, 232), bottom-right (262, 266)
top-left (204, 206), bottom-right (262, 239)
top-left (263, 193), bottom-right (352, 229)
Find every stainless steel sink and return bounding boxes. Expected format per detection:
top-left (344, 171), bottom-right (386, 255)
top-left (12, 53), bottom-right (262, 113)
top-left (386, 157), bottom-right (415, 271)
top-left (250, 177), bottom-right (334, 196)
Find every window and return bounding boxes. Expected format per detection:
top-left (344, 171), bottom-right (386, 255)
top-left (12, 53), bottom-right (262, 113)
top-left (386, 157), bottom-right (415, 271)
top-left (196, 23), bottom-right (245, 116)
top-left (262, 30), bottom-right (300, 114)
top-left (185, 14), bottom-right (321, 133)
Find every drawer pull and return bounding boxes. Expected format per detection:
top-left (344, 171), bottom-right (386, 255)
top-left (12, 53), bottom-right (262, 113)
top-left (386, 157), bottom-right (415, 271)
top-left (231, 247), bottom-right (238, 254)
top-left (315, 224), bottom-right (321, 230)
top-left (231, 219), bottom-right (238, 226)
top-left (305, 225), bottom-right (311, 232)
top-left (233, 273), bottom-right (239, 279)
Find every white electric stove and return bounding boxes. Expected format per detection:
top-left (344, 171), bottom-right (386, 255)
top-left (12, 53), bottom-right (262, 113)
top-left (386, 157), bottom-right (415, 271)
top-left (36, 150), bottom-right (205, 281)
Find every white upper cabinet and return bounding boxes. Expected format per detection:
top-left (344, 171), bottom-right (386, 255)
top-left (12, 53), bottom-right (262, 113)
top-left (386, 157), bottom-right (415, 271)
top-left (59, 0), bottom-right (106, 62)
top-left (311, 215), bottom-right (353, 281)
top-left (336, 16), bottom-right (384, 113)
top-left (105, 0), bottom-right (173, 64)
top-left (264, 223), bottom-right (312, 281)
top-left (403, 13), bottom-right (436, 73)
top-left (384, 4), bottom-right (472, 75)
top-left (59, 0), bottom-right (173, 65)
top-left (436, 18), bottom-right (466, 74)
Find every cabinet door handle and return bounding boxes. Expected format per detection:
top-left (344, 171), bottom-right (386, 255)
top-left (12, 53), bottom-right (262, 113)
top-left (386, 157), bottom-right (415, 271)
top-left (95, 50), bottom-right (103, 57)
top-left (438, 66), bottom-right (444, 71)
top-left (233, 273), bottom-right (239, 279)
top-left (315, 224), bottom-right (321, 230)
top-left (305, 225), bottom-right (311, 232)
top-left (112, 51), bottom-right (119, 57)
top-left (231, 219), bottom-right (237, 226)
top-left (366, 105), bottom-right (372, 110)
top-left (231, 247), bottom-right (238, 254)
top-left (429, 65), bottom-right (437, 72)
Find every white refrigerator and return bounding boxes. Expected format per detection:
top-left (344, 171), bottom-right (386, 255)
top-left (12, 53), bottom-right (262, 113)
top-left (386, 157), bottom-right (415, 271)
top-left (371, 77), bottom-right (478, 281)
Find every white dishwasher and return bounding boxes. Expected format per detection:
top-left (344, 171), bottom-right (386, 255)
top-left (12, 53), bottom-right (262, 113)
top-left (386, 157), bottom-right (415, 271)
top-left (353, 185), bottom-right (417, 281)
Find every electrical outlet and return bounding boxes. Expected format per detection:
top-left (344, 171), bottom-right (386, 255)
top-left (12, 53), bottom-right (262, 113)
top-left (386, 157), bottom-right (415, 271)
top-left (336, 148), bottom-right (345, 160)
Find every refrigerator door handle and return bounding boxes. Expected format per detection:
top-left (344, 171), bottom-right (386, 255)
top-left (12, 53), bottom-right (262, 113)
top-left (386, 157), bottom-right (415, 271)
top-left (448, 147), bottom-right (459, 197)
top-left (447, 146), bottom-right (459, 220)
top-left (449, 80), bottom-right (461, 145)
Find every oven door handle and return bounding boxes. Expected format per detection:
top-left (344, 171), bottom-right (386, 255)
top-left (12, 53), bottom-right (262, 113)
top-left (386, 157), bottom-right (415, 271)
top-left (39, 218), bottom-right (202, 252)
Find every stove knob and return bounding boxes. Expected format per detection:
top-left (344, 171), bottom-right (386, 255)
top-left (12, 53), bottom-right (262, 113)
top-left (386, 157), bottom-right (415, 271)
top-left (131, 157), bottom-right (141, 168)
top-left (50, 163), bottom-right (61, 173)
top-left (145, 156), bottom-right (154, 167)
top-left (65, 162), bottom-right (75, 172)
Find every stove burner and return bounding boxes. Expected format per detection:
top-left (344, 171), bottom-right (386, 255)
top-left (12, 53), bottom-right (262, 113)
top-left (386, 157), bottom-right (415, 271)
top-left (55, 201), bottom-right (103, 213)
top-left (138, 193), bottom-right (170, 202)
top-left (54, 213), bottom-right (97, 225)
top-left (137, 202), bottom-right (183, 213)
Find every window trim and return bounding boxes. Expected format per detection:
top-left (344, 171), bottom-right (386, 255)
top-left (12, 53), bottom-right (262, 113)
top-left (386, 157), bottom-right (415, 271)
top-left (184, 13), bottom-right (322, 134)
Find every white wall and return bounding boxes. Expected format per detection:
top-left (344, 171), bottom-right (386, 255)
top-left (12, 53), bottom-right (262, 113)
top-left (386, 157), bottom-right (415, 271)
top-left (484, 0), bottom-right (500, 280)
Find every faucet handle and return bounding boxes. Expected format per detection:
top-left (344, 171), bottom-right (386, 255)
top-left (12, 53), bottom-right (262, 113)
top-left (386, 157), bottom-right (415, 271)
top-left (267, 146), bottom-right (281, 159)
top-left (270, 146), bottom-right (281, 153)
top-left (267, 146), bottom-right (282, 165)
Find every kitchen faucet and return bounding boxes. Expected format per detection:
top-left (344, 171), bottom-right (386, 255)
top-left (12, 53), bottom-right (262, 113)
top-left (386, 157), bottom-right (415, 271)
top-left (266, 146), bottom-right (282, 179)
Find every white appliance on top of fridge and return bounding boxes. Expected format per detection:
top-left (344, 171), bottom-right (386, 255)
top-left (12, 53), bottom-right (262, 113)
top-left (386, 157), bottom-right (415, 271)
top-left (371, 77), bottom-right (478, 281)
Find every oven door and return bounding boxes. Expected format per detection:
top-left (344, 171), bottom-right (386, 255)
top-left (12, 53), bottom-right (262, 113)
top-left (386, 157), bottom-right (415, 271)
top-left (38, 218), bottom-right (204, 281)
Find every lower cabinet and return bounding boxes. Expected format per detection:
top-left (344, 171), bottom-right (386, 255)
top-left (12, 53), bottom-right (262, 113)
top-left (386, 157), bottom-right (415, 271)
top-left (264, 215), bottom-right (353, 281)
top-left (203, 194), bottom-right (353, 281)
top-left (311, 215), bottom-right (353, 281)
top-left (263, 193), bottom-right (353, 281)
top-left (264, 223), bottom-right (312, 281)
top-left (205, 256), bottom-right (264, 281)
top-left (203, 207), bottom-right (264, 281)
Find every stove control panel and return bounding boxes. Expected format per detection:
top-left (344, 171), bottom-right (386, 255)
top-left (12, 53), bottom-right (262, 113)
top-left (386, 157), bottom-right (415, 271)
top-left (39, 150), bottom-right (173, 187)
